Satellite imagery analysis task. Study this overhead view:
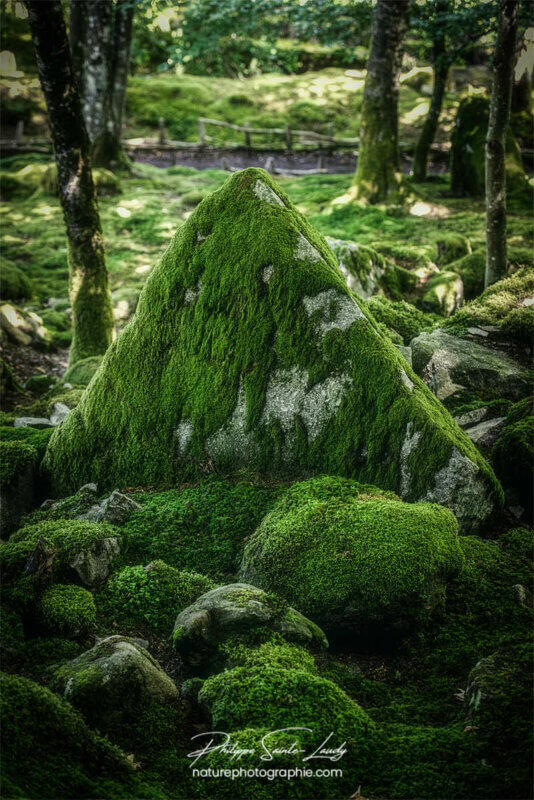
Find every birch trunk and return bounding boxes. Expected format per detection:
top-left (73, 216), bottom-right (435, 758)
top-left (25, 0), bottom-right (114, 367)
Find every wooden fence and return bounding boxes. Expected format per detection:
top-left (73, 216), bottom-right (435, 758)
top-left (0, 117), bottom-right (359, 156)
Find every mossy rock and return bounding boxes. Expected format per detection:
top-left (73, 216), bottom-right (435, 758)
top-left (37, 584), bottom-right (96, 638)
top-left (99, 561), bottom-right (215, 634)
top-left (1, 519), bottom-right (121, 592)
top-left (435, 233), bottom-right (471, 267)
top-left (172, 583), bottom-right (327, 670)
top-left (450, 95), bottom-right (531, 202)
top-left (240, 476), bottom-right (463, 634)
top-left (0, 671), bottom-right (163, 799)
top-left (492, 412), bottom-right (533, 513)
top-left (198, 663), bottom-right (376, 785)
top-left (51, 635), bottom-right (182, 757)
top-left (447, 250), bottom-right (485, 301)
top-left (63, 355), bottom-right (103, 386)
top-left (326, 236), bottom-right (414, 300)
top-left (41, 164), bottom-right (121, 197)
top-left (422, 271), bottom-right (464, 317)
top-left (0, 424), bottom-right (54, 459)
top-left (0, 262), bottom-right (32, 301)
top-left (43, 168), bottom-right (500, 532)
top-left (443, 266), bottom-right (534, 342)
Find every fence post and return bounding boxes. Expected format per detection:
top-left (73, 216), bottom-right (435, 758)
top-left (285, 124), bottom-right (292, 151)
top-left (15, 120), bottom-right (24, 144)
top-left (244, 122), bottom-right (251, 149)
top-left (198, 118), bottom-right (205, 146)
top-left (327, 122), bottom-right (334, 155)
top-left (158, 117), bottom-right (166, 145)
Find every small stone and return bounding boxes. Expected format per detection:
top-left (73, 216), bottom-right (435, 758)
top-left (49, 402), bottom-right (71, 426)
top-left (79, 483), bottom-right (98, 494)
top-left (101, 490), bottom-right (142, 525)
top-left (68, 537), bottom-right (122, 588)
top-left (14, 417), bottom-right (55, 429)
top-left (454, 407), bottom-right (487, 428)
top-left (467, 327), bottom-right (489, 337)
top-left (466, 417), bottom-right (507, 453)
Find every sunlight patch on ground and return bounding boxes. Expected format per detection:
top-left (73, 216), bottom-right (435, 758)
top-left (409, 201), bottom-right (450, 219)
top-left (401, 101), bottom-right (429, 125)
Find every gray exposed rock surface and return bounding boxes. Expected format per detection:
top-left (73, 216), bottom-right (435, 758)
top-left (14, 417), bottom-right (54, 429)
top-left (411, 329), bottom-right (528, 401)
top-left (68, 537), bottom-right (121, 588)
top-left (465, 417), bottom-right (507, 453)
top-left (49, 402), bottom-right (71, 426)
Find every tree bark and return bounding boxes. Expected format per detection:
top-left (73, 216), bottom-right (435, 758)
top-left (25, 0), bottom-right (114, 367)
top-left (68, 0), bottom-right (86, 89)
top-left (353, 0), bottom-right (410, 203)
top-left (70, 0), bottom-right (134, 170)
top-left (412, 15), bottom-right (449, 183)
top-left (485, 0), bottom-right (519, 289)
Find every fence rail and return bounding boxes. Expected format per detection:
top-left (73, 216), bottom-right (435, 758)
top-left (0, 117), bottom-right (360, 156)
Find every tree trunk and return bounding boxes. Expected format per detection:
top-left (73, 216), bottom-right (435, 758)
top-left (70, 0), bottom-right (134, 170)
top-left (353, 0), bottom-right (410, 203)
top-left (68, 0), bottom-right (86, 89)
top-left (485, 0), bottom-right (519, 289)
top-left (412, 23), bottom-right (449, 183)
top-left (25, 0), bottom-right (114, 367)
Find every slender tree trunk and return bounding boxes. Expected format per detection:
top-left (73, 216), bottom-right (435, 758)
top-left (92, 0), bottom-right (135, 169)
top-left (353, 0), bottom-right (410, 203)
top-left (70, 0), bottom-right (134, 170)
top-left (25, 0), bottom-right (114, 367)
top-left (412, 19), bottom-right (449, 183)
top-left (485, 0), bottom-right (519, 288)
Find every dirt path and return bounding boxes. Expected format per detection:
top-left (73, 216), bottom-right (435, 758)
top-left (132, 147), bottom-right (449, 175)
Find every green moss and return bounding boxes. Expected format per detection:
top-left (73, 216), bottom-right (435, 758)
top-left (0, 261), bottom-right (32, 301)
top-left (41, 164), bottom-right (121, 197)
top-left (38, 584), bottom-right (96, 638)
top-left (240, 476), bottom-right (463, 626)
top-left (221, 637), bottom-right (317, 674)
top-left (0, 672), bottom-right (162, 799)
top-left (492, 415), bottom-right (533, 511)
top-left (99, 561), bottom-right (215, 634)
top-left (327, 237), bottom-right (413, 300)
top-left (444, 266), bottom-right (534, 339)
top-left (24, 373), bottom-right (58, 395)
top-left (501, 306), bottom-right (534, 345)
top-left (422, 271), bottom-right (463, 317)
top-left (435, 233), bottom-right (471, 266)
top-left (119, 476), bottom-right (281, 579)
top-left (448, 249), bottom-right (485, 301)
top-left (0, 604), bottom-right (24, 650)
top-left (0, 423), bottom-right (54, 460)
top-left (1, 519), bottom-right (120, 587)
top-left (63, 356), bottom-right (103, 387)
top-left (366, 296), bottom-right (437, 344)
top-left (0, 440), bottom-right (37, 487)
top-left (43, 169), bottom-right (500, 529)
top-left (199, 662), bottom-right (375, 749)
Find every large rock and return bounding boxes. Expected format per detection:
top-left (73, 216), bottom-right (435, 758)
top-left (411, 329), bottom-right (529, 402)
top-left (173, 583), bottom-right (328, 667)
top-left (43, 168), bottom-right (500, 532)
top-left (239, 476), bottom-right (463, 634)
top-left (51, 635), bottom-right (181, 751)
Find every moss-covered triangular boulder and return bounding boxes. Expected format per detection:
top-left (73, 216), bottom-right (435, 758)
top-left (43, 168), bottom-right (501, 532)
